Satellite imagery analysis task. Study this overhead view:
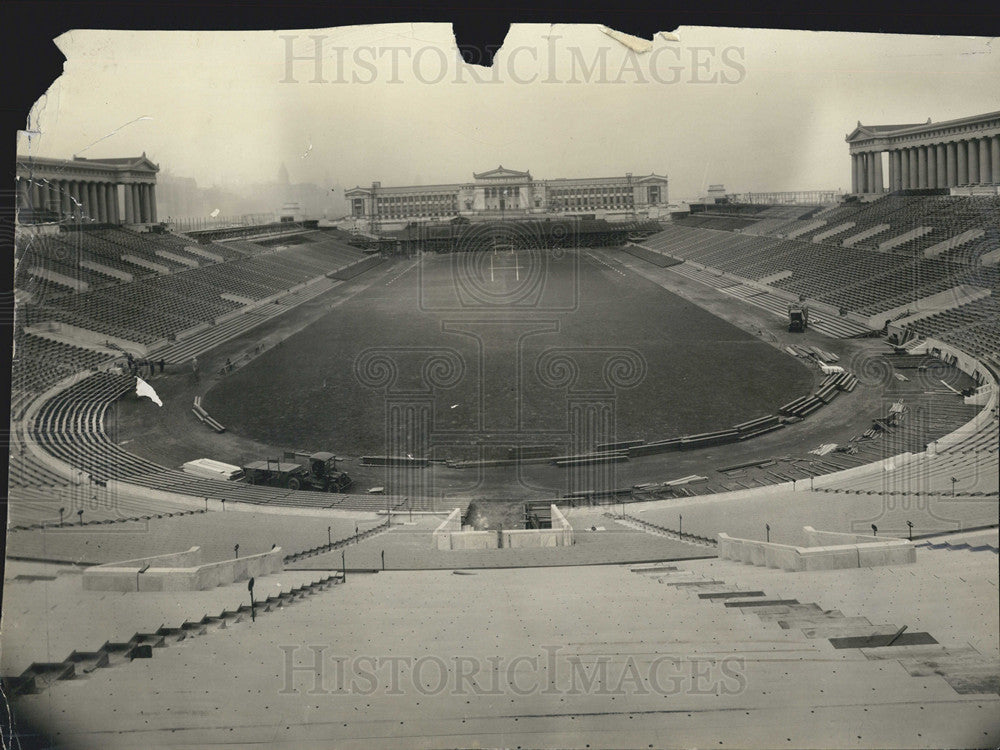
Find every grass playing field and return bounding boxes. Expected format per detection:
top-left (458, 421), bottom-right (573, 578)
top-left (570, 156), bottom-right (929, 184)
top-left (202, 249), bottom-right (813, 459)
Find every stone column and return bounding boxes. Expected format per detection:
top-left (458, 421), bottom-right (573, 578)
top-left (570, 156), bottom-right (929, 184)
top-left (887, 152), bottom-right (896, 192)
top-left (149, 184), bottom-right (157, 223)
top-left (992, 136), bottom-right (1000, 185)
top-left (968, 139), bottom-right (980, 185)
top-left (979, 137), bottom-right (991, 185)
top-left (97, 182), bottom-right (107, 223)
top-left (139, 184), bottom-right (149, 223)
top-left (946, 142), bottom-right (958, 187)
top-left (917, 146), bottom-right (928, 189)
top-left (927, 146), bottom-right (937, 190)
top-left (65, 180), bottom-right (76, 220)
top-left (900, 149), bottom-right (910, 190)
top-left (957, 141), bottom-right (968, 185)
top-left (935, 144), bottom-right (947, 189)
top-left (74, 181), bottom-right (85, 220)
top-left (60, 181), bottom-right (72, 218)
top-left (873, 151), bottom-right (884, 193)
top-left (865, 153), bottom-right (874, 193)
top-left (82, 182), bottom-right (92, 220)
top-left (17, 176), bottom-right (30, 212)
top-left (909, 148), bottom-right (920, 189)
top-left (124, 183), bottom-right (134, 223)
top-left (851, 154), bottom-right (859, 194)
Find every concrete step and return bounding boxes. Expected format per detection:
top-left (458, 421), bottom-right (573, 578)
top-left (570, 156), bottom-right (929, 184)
top-left (944, 671), bottom-right (1000, 695)
top-left (698, 591), bottom-right (766, 599)
top-left (801, 624), bottom-right (904, 639)
top-left (860, 644), bottom-right (980, 660)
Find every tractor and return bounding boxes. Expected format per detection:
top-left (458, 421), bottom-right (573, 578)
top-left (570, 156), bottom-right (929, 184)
top-left (788, 302), bottom-right (809, 332)
top-left (242, 452), bottom-right (353, 493)
top-left (302, 452), bottom-right (353, 493)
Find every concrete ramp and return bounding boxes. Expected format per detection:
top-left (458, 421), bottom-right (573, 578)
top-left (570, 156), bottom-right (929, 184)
top-left (29, 266), bottom-right (89, 292)
top-left (812, 222), bottom-right (855, 243)
top-left (122, 254), bottom-right (170, 274)
top-left (879, 226), bottom-right (932, 252)
top-left (923, 229), bottom-right (985, 258)
top-left (80, 259), bottom-right (133, 282)
top-left (184, 245), bottom-right (224, 262)
top-left (842, 224), bottom-right (890, 247)
top-left (785, 220), bottom-right (826, 239)
top-left (878, 285), bottom-right (992, 330)
top-left (155, 250), bottom-right (199, 268)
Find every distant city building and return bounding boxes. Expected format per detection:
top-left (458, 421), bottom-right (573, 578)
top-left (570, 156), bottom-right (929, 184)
top-left (345, 166), bottom-right (669, 227)
top-left (278, 201), bottom-right (305, 222)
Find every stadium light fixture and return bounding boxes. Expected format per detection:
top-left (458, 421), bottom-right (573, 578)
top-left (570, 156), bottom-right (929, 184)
top-left (906, 520), bottom-right (914, 540)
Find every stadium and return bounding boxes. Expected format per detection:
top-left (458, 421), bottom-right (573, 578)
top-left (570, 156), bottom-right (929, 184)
top-left (5, 73), bottom-right (1000, 749)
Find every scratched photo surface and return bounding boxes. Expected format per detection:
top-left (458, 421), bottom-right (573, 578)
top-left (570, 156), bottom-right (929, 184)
top-left (5, 23), bottom-right (1000, 749)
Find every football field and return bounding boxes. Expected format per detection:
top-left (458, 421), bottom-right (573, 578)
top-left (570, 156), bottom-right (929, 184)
top-left (203, 249), bottom-right (813, 458)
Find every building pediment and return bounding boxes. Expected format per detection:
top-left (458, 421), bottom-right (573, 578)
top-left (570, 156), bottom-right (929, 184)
top-left (473, 165), bottom-right (532, 181)
top-left (847, 119), bottom-right (940, 143)
top-left (73, 154), bottom-right (161, 173)
top-left (634, 173), bottom-right (669, 184)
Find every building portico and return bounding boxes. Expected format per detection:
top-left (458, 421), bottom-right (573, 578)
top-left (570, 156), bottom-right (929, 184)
top-left (847, 111), bottom-right (1000, 194)
top-left (16, 154), bottom-right (160, 225)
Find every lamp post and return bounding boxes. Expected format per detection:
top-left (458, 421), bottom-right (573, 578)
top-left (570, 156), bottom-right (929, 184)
top-left (234, 543), bottom-right (240, 559)
top-left (77, 509), bottom-right (84, 526)
top-left (328, 526), bottom-right (332, 546)
top-left (871, 524), bottom-right (878, 537)
top-left (766, 523), bottom-right (770, 543)
top-left (906, 520), bottom-right (914, 541)
top-left (678, 514), bottom-right (683, 538)
top-left (951, 476), bottom-right (958, 497)
top-left (59, 507), bottom-right (65, 526)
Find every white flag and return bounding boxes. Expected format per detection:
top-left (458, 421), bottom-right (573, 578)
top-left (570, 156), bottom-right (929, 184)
top-left (136, 377), bottom-right (163, 407)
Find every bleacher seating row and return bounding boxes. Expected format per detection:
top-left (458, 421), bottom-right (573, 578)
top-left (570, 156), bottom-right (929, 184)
top-left (16, 227), bottom-right (366, 346)
top-left (24, 370), bottom-right (433, 512)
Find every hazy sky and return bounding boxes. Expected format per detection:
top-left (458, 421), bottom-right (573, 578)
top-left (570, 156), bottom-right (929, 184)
top-left (17, 24), bottom-right (1000, 201)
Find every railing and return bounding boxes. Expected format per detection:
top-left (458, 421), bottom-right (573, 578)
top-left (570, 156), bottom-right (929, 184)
top-left (283, 520), bottom-right (391, 563)
top-left (610, 512), bottom-right (718, 547)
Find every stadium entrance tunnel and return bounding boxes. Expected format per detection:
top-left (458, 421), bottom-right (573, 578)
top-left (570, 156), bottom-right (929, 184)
top-left (434, 503), bottom-right (575, 550)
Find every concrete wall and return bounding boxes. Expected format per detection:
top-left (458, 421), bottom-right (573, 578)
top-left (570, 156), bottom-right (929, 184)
top-left (804, 526), bottom-right (884, 546)
top-left (83, 546), bottom-right (283, 591)
top-left (433, 508), bottom-right (463, 550)
top-left (718, 529), bottom-right (915, 572)
top-left (449, 531), bottom-right (498, 550)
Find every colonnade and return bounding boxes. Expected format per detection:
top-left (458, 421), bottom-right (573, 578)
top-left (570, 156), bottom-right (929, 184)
top-left (17, 177), bottom-right (157, 224)
top-left (852, 134), bottom-right (1000, 194)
